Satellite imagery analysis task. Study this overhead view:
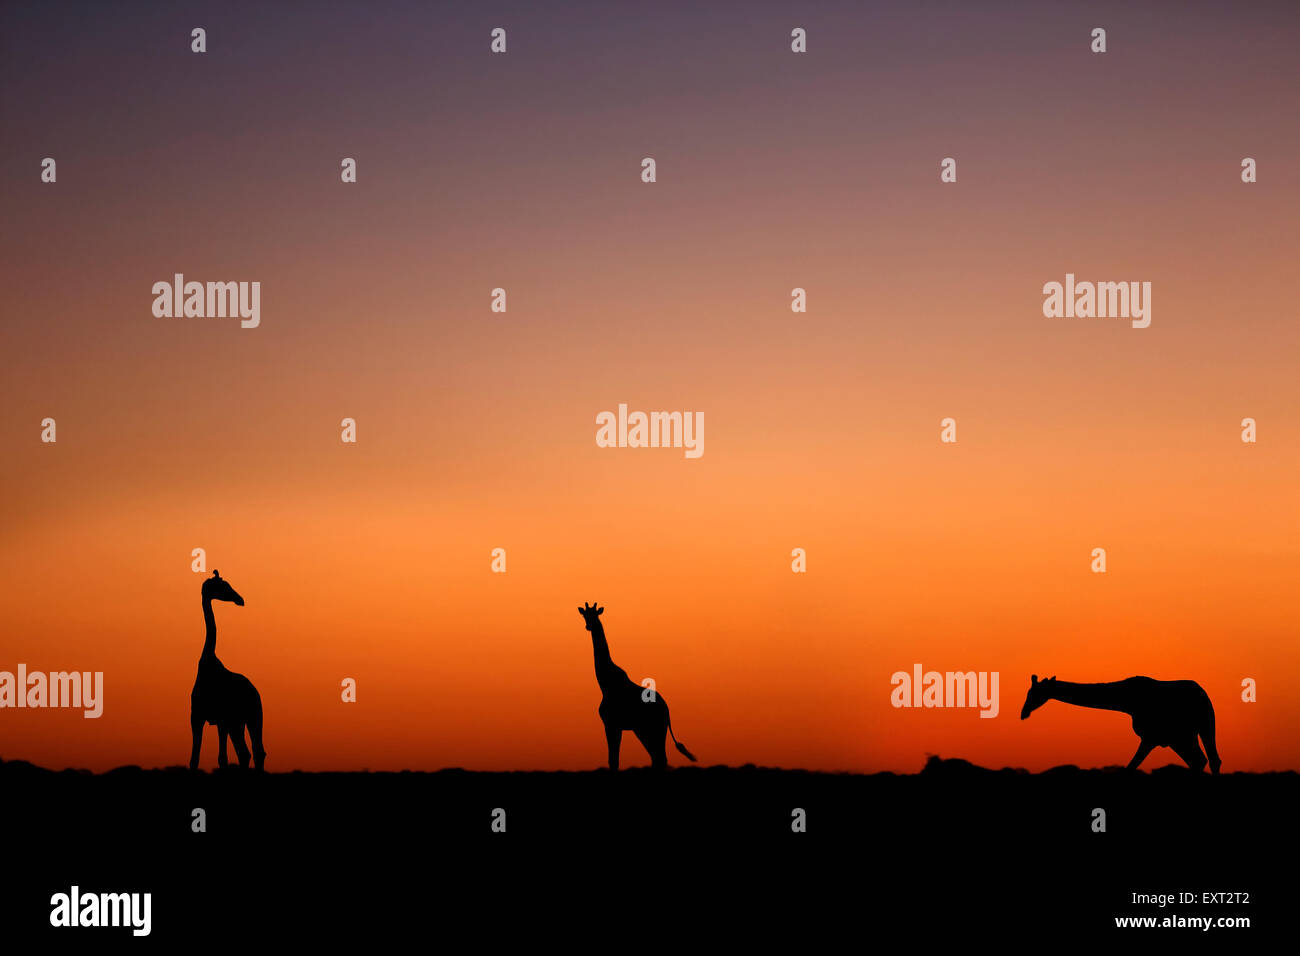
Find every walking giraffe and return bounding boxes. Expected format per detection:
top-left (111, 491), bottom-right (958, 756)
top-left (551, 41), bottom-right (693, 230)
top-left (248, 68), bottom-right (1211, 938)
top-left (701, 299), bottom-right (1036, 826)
top-left (1020, 675), bottom-right (1220, 773)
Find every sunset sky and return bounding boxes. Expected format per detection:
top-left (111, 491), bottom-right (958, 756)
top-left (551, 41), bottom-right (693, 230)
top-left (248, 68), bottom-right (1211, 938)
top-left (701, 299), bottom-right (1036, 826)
top-left (2, 0), bottom-right (1297, 773)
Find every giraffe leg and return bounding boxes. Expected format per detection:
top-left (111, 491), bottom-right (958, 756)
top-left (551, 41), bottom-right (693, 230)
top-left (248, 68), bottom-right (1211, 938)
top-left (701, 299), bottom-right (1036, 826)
top-left (633, 723), bottom-right (669, 770)
top-left (217, 725), bottom-right (230, 768)
top-left (604, 722), bottom-right (622, 772)
top-left (230, 722), bottom-right (251, 769)
top-left (1200, 714), bottom-right (1221, 775)
top-left (247, 705), bottom-right (266, 771)
top-left (634, 701), bottom-right (671, 770)
top-left (1126, 738), bottom-right (1155, 771)
top-left (1170, 735), bottom-right (1207, 773)
top-left (189, 712), bottom-right (204, 770)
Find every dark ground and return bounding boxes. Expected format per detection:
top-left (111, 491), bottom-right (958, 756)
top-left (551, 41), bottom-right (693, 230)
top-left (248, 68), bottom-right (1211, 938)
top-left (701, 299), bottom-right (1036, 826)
top-left (1, 756), bottom-right (1287, 942)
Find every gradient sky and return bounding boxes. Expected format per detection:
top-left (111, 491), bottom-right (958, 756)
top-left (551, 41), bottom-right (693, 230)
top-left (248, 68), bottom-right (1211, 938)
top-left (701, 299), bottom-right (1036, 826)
top-left (1, 0), bottom-right (1297, 772)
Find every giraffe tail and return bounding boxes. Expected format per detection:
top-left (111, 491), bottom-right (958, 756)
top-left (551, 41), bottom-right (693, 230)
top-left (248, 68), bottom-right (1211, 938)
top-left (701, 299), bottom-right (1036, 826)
top-left (668, 715), bottom-right (696, 762)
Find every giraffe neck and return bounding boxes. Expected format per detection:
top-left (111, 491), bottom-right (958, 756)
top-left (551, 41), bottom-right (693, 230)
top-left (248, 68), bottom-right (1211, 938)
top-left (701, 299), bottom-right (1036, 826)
top-left (1048, 680), bottom-right (1134, 715)
top-left (201, 597), bottom-right (217, 659)
top-left (590, 623), bottom-right (616, 679)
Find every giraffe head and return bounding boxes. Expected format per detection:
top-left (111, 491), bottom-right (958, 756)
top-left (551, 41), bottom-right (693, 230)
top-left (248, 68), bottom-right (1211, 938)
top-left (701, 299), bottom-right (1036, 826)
top-left (1020, 674), bottom-right (1055, 719)
top-left (577, 602), bottom-right (604, 631)
top-left (202, 570), bottom-right (245, 606)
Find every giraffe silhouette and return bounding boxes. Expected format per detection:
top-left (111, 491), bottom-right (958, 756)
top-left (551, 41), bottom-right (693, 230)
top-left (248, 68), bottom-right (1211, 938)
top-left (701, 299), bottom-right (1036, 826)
top-left (1020, 675), bottom-right (1220, 774)
top-left (578, 602), bottom-right (696, 771)
top-left (189, 571), bottom-right (266, 771)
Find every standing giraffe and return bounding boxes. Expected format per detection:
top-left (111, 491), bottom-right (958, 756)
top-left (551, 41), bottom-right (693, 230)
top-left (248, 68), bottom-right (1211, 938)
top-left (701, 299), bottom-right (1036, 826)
top-left (189, 571), bottom-right (266, 770)
top-left (1020, 674), bottom-right (1220, 773)
top-left (578, 602), bottom-right (696, 771)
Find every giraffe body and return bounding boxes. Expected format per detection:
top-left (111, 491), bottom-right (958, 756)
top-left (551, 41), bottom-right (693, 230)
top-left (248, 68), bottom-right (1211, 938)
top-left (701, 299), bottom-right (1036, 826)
top-left (579, 602), bottom-right (696, 771)
top-left (1021, 675), bottom-right (1220, 774)
top-left (189, 571), bottom-right (266, 771)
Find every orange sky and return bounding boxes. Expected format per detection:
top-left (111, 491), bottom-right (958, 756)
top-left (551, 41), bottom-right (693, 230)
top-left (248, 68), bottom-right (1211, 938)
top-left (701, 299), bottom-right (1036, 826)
top-left (1, 1), bottom-right (1297, 772)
